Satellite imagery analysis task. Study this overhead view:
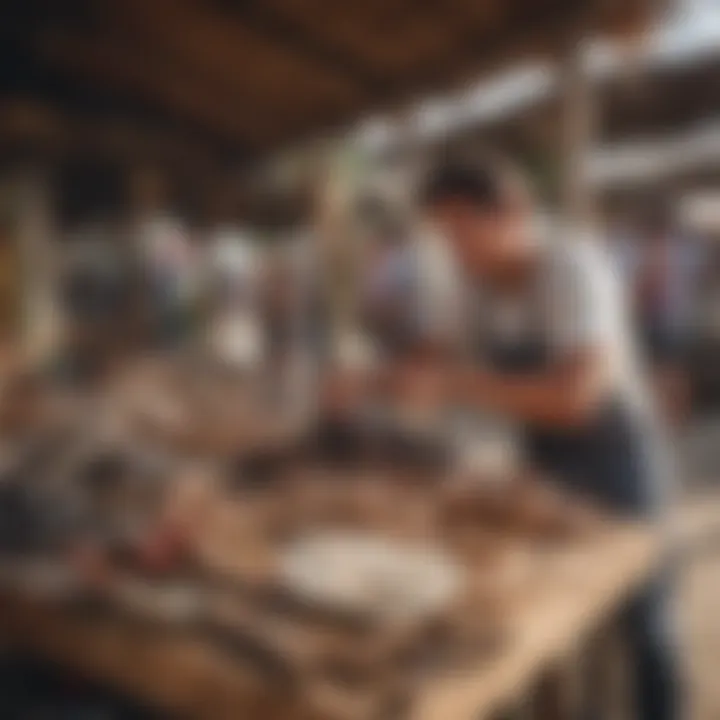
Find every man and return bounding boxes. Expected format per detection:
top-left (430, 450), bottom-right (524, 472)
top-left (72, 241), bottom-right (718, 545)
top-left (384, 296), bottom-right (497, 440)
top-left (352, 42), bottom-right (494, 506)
top-left (416, 157), bottom-right (679, 720)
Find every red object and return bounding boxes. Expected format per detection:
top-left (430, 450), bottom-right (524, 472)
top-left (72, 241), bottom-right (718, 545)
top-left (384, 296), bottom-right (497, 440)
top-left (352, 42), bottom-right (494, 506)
top-left (135, 521), bottom-right (192, 574)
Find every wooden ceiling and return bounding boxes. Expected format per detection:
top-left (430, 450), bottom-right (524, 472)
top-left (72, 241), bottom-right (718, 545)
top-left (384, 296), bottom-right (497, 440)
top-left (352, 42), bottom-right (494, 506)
top-left (1, 0), bottom-right (657, 160)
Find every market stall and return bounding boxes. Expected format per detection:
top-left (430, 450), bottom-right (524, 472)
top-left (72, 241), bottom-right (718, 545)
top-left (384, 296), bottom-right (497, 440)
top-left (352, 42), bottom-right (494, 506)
top-left (0, 354), bottom-right (661, 720)
top-left (0, 1), bottom-right (669, 718)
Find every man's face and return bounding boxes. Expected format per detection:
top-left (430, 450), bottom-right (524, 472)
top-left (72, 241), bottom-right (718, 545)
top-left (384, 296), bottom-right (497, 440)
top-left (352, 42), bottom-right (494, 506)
top-left (427, 200), bottom-right (514, 278)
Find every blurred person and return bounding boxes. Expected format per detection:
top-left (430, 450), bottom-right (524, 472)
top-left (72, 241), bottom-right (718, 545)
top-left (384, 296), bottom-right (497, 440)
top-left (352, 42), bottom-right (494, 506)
top-left (320, 197), bottom-right (481, 474)
top-left (55, 227), bottom-right (139, 386)
top-left (292, 167), bottom-right (368, 370)
top-left (261, 249), bottom-right (301, 372)
top-left (320, 194), bottom-right (464, 406)
top-left (607, 214), bottom-right (638, 282)
top-left (359, 195), bottom-right (464, 363)
top-left (691, 246), bottom-right (720, 411)
top-left (359, 196), bottom-right (420, 356)
top-left (137, 216), bottom-right (200, 350)
top-left (628, 209), bottom-right (704, 425)
top-left (203, 228), bottom-right (263, 369)
top-left (415, 156), bottom-right (680, 720)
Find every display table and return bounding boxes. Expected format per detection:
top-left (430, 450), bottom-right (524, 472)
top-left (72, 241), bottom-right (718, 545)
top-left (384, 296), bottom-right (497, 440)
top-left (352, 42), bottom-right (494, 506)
top-left (0, 524), bottom-right (659, 720)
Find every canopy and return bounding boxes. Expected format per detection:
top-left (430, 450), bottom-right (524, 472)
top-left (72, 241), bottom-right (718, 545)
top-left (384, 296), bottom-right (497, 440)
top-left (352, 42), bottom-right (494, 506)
top-left (2, 0), bottom-right (658, 157)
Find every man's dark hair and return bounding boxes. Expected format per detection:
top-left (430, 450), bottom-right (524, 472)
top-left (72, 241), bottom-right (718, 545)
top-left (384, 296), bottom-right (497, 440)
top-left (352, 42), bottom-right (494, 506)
top-left (419, 156), bottom-right (515, 210)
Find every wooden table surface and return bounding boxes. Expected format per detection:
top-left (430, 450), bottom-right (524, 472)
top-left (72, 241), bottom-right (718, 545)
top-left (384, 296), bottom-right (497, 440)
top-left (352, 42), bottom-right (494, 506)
top-left (0, 524), bottom-right (659, 720)
top-left (414, 524), bottom-right (659, 720)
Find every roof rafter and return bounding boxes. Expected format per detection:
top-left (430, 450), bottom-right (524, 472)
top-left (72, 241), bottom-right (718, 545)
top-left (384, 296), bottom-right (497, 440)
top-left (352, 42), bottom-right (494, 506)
top-left (208, 0), bottom-right (391, 97)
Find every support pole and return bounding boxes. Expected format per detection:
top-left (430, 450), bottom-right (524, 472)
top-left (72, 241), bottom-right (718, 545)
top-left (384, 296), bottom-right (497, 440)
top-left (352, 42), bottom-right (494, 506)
top-left (559, 39), bottom-right (596, 225)
top-left (13, 165), bottom-right (61, 362)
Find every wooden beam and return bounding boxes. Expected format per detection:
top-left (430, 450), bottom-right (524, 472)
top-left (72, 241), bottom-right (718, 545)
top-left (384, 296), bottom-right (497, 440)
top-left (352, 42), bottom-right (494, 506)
top-left (31, 0), bottom-right (653, 155)
top-left (270, 0), bottom-right (654, 148)
top-left (270, 0), bottom-right (589, 150)
top-left (204, 0), bottom-right (390, 97)
top-left (87, 0), bottom-right (289, 138)
top-left (10, 165), bottom-right (62, 360)
top-left (0, 100), bottom-right (226, 180)
top-left (97, 0), bottom-right (361, 128)
top-left (409, 0), bottom-right (578, 90)
top-left (40, 32), bottom-right (270, 147)
top-left (0, 102), bottom-right (67, 148)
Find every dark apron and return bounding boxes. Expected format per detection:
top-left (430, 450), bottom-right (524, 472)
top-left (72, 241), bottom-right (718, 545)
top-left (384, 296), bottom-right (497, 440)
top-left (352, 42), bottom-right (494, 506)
top-left (487, 340), bottom-right (670, 520)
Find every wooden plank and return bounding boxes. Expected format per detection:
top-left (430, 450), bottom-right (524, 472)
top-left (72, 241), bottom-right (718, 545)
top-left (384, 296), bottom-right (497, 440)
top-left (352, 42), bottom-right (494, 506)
top-left (261, 0), bottom-right (461, 79)
top-left (40, 32), bottom-right (268, 146)
top-left (0, 100), bottom-right (223, 172)
top-left (677, 493), bottom-right (720, 552)
top-left (0, 596), bottom-right (279, 720)
top-left (294, 0), bottom-right (654, 147)
top-left (204, 0), bottom-right (390, 96)
top-left (280, 1), bottom-right (603, 148)
top-left (91, 0), bottom-right (296, 132)
top-left (413, 526), bottom-right (659, 720)
top-left (103, 0), bottom-right (362, 123)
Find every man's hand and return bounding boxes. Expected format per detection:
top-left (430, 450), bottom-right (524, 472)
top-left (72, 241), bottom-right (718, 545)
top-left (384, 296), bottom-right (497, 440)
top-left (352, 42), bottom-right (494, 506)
top-left (451, 351), bottom-right (609, 428)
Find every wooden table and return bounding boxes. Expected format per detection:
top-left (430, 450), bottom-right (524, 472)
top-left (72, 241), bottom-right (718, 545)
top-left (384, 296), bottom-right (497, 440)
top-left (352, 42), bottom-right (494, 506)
top-left (0, 524), bottom-right (659, 720)
top-left (415, 524), bottom-right (659, 720)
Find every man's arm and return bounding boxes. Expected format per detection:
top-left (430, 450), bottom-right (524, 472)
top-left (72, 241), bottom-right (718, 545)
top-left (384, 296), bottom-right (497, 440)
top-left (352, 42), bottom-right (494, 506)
top-left (461, 239), bottom-right (618, 428)
top-left (454, 349), bottom-right (610, 428)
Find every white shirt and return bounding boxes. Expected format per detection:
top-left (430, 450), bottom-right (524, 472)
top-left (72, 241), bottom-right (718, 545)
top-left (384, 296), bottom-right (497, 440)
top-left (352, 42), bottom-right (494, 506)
top-left (479, 231), bottom-right (650, 415)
